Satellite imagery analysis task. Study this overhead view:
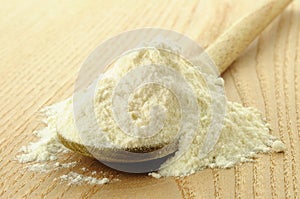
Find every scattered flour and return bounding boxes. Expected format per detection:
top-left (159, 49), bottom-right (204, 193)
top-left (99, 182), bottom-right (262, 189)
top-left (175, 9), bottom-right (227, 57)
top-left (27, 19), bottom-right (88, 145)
top-left (59, 172), bottom-right (109, 185)
top-left (56, 161), bottom-right (77, 169)
top-left (148, 172), bottom-right (162, 179)
top-left (26, 163), bottom-right (52, 173)
top-left (81, 167), bottom-right (88, 171)
top-left (24, 161), bottom-right (77, 173)
top-left (16, 114), bottom-right (113, 184)
top-left (16, 122), bottom-right (68, 163)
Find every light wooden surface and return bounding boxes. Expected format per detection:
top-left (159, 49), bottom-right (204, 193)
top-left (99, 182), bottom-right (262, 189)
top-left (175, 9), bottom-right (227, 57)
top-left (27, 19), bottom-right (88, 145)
top-left (0, 0), bottom-right (299, 198)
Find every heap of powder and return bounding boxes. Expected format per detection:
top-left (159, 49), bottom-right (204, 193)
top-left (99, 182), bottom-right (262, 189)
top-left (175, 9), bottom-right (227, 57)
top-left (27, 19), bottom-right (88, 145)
top-left (17, 47), bottom-right (285, 178)
top-left (56, 48), bottom-right (212, 150)
top-left (94, 49), bottom-right (195, 149)
top-left (155, 102), bottom-right (285, 177)
top-left (96, 48), bottom-right (285, 176)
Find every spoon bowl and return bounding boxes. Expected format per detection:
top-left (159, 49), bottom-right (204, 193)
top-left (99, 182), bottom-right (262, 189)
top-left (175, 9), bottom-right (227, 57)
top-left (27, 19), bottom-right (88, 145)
top-left (57, 131), bottom-right (177, 173)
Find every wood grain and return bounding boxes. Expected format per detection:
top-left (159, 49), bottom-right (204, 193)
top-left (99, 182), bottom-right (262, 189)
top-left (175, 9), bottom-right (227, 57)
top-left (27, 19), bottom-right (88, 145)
top-left (0, 0), bottom-right (299, 198)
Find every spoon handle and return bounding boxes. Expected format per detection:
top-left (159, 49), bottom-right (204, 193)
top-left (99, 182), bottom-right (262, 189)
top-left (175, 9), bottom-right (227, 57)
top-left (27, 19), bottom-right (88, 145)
top-left (206, 0), bottom-right (292, 74)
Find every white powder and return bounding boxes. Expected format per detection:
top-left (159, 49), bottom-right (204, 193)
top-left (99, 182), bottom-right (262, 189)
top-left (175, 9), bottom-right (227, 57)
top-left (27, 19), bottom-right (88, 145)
top-left (81, 167), bottom-right (88, 171)
top-left (24, 161), bottom-right (77, 173)
top-left (16, 121), bottom-right (68, 163)
top-left (94, 48), bottom-right (206, 149)
top-left (272, 140), bottom-right (286, 152)
top-left (148, 172), bottom-right (162, 179)
top-left (17, 47), bottom-right (285, 178)
top-left (94, 48), bottom-right (285, 176)
top-left (16, 109), bottom-right (113, 184)
top-left (59, 172), bottom-right (109, 185)
top-left (26, 163), bottom-right (51, 173)
top-left (156, 102), bottom-right (284, 177)
top-left (57, 161), bottom-right (77, 168)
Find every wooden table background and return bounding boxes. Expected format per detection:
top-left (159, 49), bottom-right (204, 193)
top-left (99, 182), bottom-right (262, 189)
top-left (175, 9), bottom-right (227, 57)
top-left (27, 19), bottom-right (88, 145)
top-left (0, 0), bottom-right (299, 198)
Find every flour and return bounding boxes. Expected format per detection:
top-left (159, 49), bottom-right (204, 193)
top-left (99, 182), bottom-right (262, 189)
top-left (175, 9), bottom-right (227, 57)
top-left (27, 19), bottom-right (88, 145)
top-left (17, 47), bottom-right (285, 178)
top-left (94, 48), bottom-right (205, 149)
top-left (55, 161), bottom-right (77, 168)
top-left (16, 117), bottom-right (68, 163)
top-left (156, 102), bottom-right (284, 176)
top-left (93, 47), bottom-right (285, 176)
top-left (81, 167), bottom-right (88, 171)
top-left (148, 172), bottom-right (162, 179)
top-left (26, 163), bottom-right (52, 173)
top-left (59, 172), bottom-right (109, 185)
top-left (16, 106), bottom-right (114, 185)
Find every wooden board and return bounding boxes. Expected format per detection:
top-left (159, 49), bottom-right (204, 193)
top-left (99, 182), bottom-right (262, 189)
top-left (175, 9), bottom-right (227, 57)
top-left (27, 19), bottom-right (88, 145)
top-left (0, 0), bottom-right (299, 198)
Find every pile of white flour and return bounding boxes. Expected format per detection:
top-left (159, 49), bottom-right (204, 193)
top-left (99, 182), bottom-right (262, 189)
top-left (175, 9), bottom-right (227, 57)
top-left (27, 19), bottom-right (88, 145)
top-left (17, 47), bottom-right (285, 178)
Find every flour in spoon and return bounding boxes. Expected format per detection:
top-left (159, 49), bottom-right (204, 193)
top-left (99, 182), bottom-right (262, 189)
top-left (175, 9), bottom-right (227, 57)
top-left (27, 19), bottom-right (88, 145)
top-left (17, 47), bottom-right (285, 177)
